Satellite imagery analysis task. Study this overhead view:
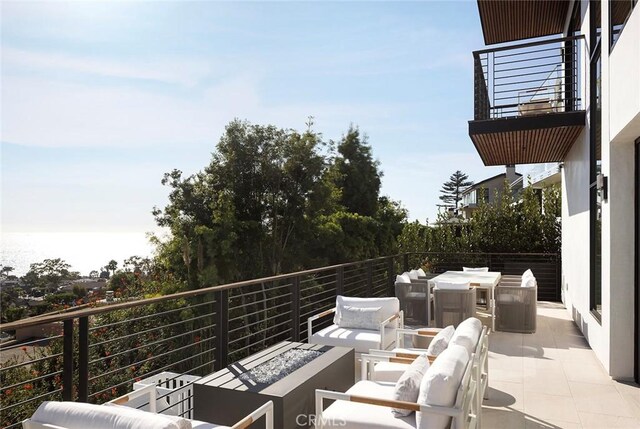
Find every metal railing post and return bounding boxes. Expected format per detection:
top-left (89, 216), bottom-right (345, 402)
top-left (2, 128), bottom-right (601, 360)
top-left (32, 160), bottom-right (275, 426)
top-left (366, 261), bottom-right (373, 297)
top-left (336, 266), bottom-right (344, 296)
top-left (291, 276), bottom-right (300, 342)
top-left (387, 257), bottom-right (395, 297)
top-left (214, 289), bottom-right (229, 370)
top-left (62, 319), bottom-right (74, 401)
top-left (78, 316), bottom-right (89, 402)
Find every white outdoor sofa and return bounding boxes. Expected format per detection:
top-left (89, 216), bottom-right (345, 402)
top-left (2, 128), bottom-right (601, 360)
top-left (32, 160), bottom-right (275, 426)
top-left (308, 296), bottom-right (403, 356)
top-left (360, 318), bottom-right (489, 428)
top-left (315, 345), bottom-right (478, 429)
top-left (23, 383), bottom-right (274, 429)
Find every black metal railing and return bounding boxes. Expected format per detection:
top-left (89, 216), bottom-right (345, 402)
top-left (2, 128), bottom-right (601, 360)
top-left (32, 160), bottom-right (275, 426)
top-left (0, 252), bottom-right (559, 427)
top-left (473, 35), bottom-right (585, 120)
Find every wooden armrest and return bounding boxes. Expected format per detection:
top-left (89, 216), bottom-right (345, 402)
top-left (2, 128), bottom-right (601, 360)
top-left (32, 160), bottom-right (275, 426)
top-left (380, 311), bottom-right (401, 328)
top-left (231, 401), bottom-right (274, 429)
top-left (308, 308), bottom-right (336, 321)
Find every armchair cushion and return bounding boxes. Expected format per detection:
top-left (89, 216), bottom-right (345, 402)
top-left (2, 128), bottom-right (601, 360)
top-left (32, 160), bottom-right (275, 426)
top-left (395, 274), bottom-right (411, 284)
top-left (408, 270), bottom-right (419, 280)
top-left (310, 324), bottom-right (395, 353)
top-left (416, 268), bottom-right (427, 277)
top-left (462, 267), bottom-right (489, 272)
top-left (31, 401), bottom-right (185, 429)
top-left (416, 345), bottom-right (469, 429)
top-left (320, 380), bottom-right (416, 429)
top-left (339, 306), bottom-right (383, 330)
top-left (426, 325), bottom-right (455, 357)
top-left (334, 296), bottom-right (400, 328)
top-left (449, 317), bottom-right (482, 358)
top-left (521, 275), bottom-right (536, 288)
top-left (392, 354), bottom-right (430, 417)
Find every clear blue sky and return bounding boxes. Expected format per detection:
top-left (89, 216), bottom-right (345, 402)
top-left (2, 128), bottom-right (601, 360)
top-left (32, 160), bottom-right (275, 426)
top-left (1, 0), bottom-right (507, 233)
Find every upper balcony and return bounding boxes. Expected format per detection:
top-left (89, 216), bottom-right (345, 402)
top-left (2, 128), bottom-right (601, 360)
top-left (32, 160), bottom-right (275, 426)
top-left (469, 35), bottom-right (586, 166)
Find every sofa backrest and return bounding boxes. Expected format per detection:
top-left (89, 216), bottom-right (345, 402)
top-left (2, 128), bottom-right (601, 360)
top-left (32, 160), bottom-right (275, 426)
top-left (334, 295), bottom-right (400, 328)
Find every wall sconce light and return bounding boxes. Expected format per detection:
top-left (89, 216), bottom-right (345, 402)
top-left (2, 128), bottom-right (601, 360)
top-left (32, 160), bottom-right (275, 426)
top-left (596, 173), bottom-right (608, 201)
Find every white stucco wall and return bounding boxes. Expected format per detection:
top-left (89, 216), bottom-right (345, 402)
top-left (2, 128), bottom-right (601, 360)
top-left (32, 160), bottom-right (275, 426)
top-left (562, 0), bottom-right (640, 380)
top-left (607, 4), bottom-right (640, 379)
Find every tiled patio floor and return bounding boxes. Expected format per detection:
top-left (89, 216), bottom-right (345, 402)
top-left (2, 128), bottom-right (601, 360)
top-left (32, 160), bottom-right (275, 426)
top-left (483, 302), bottom-right (640, 428)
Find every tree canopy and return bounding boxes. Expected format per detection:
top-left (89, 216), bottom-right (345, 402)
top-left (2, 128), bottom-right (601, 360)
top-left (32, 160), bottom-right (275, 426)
top-left (152, 120), bottom-right (406, 289)
top-left (439, 170), bottom-right (473, 210)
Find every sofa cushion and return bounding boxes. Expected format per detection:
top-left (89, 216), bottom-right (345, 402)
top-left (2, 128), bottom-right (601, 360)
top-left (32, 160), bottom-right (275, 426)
top-left (321, 380), bottom-right (416, 429)
top-left (426, 325), bottom-right (455, 357)
top-left (416, 345), bottom-right (469, 429)
top-left (339, 306), bottom-right (383, 330)
top-left (392, 354), bottom-right (430, 417)
top-left (310, 324), bottom-right (395, 353)
top-left (334, 296), bottom-right (400, 329)
top-left (31, 401), bottom-right (184, 429)
top-left (449, 317), bottom-right (482, 358)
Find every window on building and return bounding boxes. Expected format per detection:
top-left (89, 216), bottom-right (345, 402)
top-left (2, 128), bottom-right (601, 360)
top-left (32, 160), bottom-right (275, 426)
top-left (590, 0), bottom-right (603, 320)
top-left (610, 0), bottom-right (638, 49)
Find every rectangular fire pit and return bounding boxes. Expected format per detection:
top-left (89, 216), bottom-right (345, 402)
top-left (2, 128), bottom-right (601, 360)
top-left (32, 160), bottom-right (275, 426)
top-left (193, 341), bottom-right (354, 429)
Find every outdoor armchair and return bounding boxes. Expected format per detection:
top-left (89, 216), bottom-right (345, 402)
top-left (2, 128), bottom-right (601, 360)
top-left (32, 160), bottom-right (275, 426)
top-left (23, 384), bottom-right (274, 429)
top-left (495, 270), bottom-right (537, 333)
top-left (395, 273), bottom-right (432, 326)
top-left (433, 282), bottom-right (476, 328)
top-left (307, 296), bottom-right (403, 355)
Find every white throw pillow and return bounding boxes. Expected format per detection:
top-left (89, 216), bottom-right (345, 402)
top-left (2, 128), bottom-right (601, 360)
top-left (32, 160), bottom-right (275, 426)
top-left (408, 270), bottom-right (420, 280)
top-left (449, 317), bottom-right (482, 358)
top-left (417, 268), bottom-right (427, 277)
top-left (334, 295), bottom-right (400, 328)
top-left (522, 269), bottom-right (534, 279)
top-left (521, 275), bottom-right (536, 288)
top-left (426, 325), bottom-right (455, 356)
top-left (463, 267), bottom-right (489, 272)
top-left (391, 354), bottom-right (430, 417)
top-left (395, 274), bottom-right (411, 284)
top-left (435, 280), bottom-right (470, 290)
top-left (338, 305), bottom-right (382, 330)
top-left (416, 345), bottom-right (469, 429)
top-left (31, 401), bottom-right (183, 429)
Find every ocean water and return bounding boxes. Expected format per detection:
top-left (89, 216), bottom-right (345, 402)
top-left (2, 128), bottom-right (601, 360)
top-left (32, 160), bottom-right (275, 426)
top-left (0, 232), bottom-right (156, 277)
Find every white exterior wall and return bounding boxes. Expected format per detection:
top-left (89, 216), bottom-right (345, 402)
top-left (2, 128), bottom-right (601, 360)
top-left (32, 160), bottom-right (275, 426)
top-left (562, 0), bottom-right (640, 380)
top-left (608, 3), bottom-right (640, 379)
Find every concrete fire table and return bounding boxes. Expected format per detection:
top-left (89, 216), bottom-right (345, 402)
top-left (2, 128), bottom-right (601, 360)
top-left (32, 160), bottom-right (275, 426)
top-left (193, 341), bottom-right (354, 429)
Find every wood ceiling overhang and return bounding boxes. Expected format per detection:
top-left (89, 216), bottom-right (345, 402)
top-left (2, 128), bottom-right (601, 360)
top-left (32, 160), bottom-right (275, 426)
top-left (468, 111), bottom-right (586, 166)
top-left (477, 0), bottom-right (571, 45)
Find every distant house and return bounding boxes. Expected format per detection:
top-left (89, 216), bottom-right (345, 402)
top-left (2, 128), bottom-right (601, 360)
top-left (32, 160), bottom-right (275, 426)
top-left (460, 165), bottom-right (522, 219)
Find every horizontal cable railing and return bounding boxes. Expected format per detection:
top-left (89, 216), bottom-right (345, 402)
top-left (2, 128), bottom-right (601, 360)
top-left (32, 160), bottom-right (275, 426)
top-left (0, 251), bottom-right (560, 426)
top-left (473, 35), bottom-right (585, 120)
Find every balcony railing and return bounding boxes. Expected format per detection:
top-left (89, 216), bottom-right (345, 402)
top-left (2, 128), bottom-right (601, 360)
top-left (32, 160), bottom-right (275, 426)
top-left (0, 252), bottom-right (560, 428)
top-left (473, 35), bottom-right (585, 120)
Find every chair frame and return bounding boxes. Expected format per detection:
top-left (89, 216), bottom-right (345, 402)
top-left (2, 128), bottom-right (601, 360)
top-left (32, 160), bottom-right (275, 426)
top-left (23, 384), bottom-right (275, 429)
top-left (307, 307), bottom-right (404, 352)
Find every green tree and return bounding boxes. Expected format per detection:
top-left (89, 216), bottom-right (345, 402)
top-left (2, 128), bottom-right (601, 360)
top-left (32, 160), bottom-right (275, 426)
top-left (21, 259), bottom-right (73, 293)
top-left (106, 260), bottom-right (118, 277)
top-left (333, 126), bottom-right (381, 217)
top-left (439, 170), bottom-right (473, 210)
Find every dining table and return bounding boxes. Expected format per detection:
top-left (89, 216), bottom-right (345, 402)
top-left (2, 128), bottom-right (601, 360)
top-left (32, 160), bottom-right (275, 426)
top-left (428, 270), bottom-right (501, 331)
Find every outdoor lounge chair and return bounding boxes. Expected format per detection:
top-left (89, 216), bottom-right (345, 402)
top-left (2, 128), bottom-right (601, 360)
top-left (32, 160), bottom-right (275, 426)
top-left (434, 281), bottom-right (476, 328)
top-left (307, 296), bottom-right (403, 356)
top-left (496, 270), bottom-right (537, 333)
top-left (23, 384), bottom-right (274, 429)
top-left (395, 272), bottom-right (432, 326)
top-left (315, 345), bottom-right (478, 429)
